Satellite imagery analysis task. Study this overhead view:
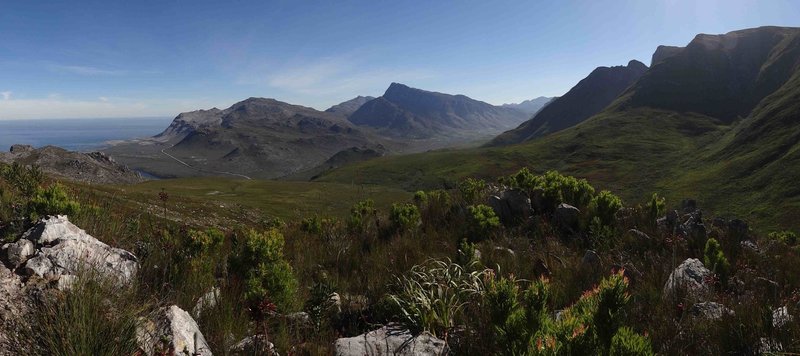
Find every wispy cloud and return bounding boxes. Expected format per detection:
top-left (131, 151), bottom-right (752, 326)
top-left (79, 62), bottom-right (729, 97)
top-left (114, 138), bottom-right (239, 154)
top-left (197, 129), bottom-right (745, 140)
top-left (45, 63), bottom-right (128, 76)
top-left (236, 54), bottom-right (436, 107)
top-left (1, 91), bottom-right (11, 100)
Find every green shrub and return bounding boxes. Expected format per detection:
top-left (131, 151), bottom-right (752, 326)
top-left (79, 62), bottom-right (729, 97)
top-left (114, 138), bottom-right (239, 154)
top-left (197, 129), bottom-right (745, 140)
top-left (590, 190), bottom-right (623, 227)
top-left (459, 177), bottom-right (487, 205)
top-left (390, 203), bottom-right (421, 232)
top-left (703, 238), bottom-right (730, 282)
top-left (768, 230), bottom-right (797, 246)
top-left (301, 215), bottom-right (324, 235)
top-left (610, 327), bottom-right (654, 356)
top-left (27, 183), bottom-right (81, 221)
top-left (455, 239), bottom-right (479, 267)
top-left (234, 229), bottom-right (299, 312)
top-left (413, 190), bottom-right (428, 207)
top-left (0, 163), bottom-right (44, 197)
top-left (467, 204), bottom-right (500, 239)
top-left (424, 189), bottom-right (452, 218)
top-left (645, 193), bottom-right (665, 224)
top-left (347, 199), bottom-right (377, 233)
top-left (186, 228), bottom-right (225, 257)
top-left (502, 169), bottom-right (595, 211)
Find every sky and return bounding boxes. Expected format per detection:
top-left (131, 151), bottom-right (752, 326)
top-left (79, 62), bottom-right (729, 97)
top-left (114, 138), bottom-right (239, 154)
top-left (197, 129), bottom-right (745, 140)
top-left (1, 0), bottom-right (798, 120)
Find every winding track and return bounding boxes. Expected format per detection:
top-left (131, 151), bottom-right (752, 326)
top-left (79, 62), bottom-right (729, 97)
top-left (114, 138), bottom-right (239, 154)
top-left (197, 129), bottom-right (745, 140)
top-left (160, 147), bottom-right (253, 180)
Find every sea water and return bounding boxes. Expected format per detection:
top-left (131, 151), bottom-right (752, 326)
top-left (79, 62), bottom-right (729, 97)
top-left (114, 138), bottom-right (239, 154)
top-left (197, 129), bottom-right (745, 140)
top-left (0, 117), bottom-right (172, 152)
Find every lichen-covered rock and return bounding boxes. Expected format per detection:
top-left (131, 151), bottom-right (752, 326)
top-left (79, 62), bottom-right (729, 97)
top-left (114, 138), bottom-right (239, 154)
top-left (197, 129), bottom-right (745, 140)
top-left (663, 258), bottom-right (712, 301)
top-left (193, 287), bottom-right (220, 318)
top-left (487, 189), bottom-right (532, 225)
top-left (690, 302), bottom-right (734, 320)
top-left (19, 216), bottom-right (138, 283)
top-left (334, 324), bottom-right (448, 356)
top-left (4, 239), bottom-right (35, 268)
top-left (138, 305), bottom-right (212, 356)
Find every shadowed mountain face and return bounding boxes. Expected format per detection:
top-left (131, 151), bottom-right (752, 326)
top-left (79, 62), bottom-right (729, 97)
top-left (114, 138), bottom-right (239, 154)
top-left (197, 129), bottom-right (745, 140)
top-left (488, 60), bottom-right (648, 146)
top-left (325, 96), bottom-right (375, 117)
top-left (0, 145), bottom-right (143, 184)
top-left (348, 83), bottom-right (528, 139)
top-left (628, 26), bottom-right (800, 122)
top-left (501, 97), bottom-right (556, 114)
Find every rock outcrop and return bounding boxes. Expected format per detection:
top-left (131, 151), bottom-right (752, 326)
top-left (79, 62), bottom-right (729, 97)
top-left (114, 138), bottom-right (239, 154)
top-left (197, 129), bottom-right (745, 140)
top-left (13, 216), bottom-right (138, 284)
top-left (488, 189), bottom-right (532, 225)
top-left (663, 258), bottom-right (712, 301)
top-left (334, 324), bottom-right (448, 356)
top-left (137, 305), bottom-right (213, 356)
top-left (0, 145), bottom-right (144, 184)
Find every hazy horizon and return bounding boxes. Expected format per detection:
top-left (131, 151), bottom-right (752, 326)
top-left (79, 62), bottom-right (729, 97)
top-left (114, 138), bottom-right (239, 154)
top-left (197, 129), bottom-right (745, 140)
top-left (2, 0), bottom-right (799, 120)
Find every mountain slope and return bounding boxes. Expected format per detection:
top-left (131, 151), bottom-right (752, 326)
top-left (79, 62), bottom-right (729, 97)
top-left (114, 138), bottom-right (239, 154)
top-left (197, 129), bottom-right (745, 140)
top-left (315, 26), bottom-right (800, 231)
top-left (0, 145), bottom-right (143, 184)
top-left (325, 96), bottom-right (375, 116)
top-left (501, 96), bottom-right (556, 114)
top-left (348, 83), bottom-right (528, 139)
top-left (488, 60), bottom-right (647, 146)
top-left (106, 98), bottom-right (387, 179)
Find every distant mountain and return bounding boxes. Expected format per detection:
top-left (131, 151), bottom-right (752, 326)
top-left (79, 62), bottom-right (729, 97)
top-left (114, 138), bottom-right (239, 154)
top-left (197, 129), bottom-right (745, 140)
top-left (325, 96), bottom-right (375, 116)
top-left (488, 60), bottom-right (648, 146)
top-left (651, 45), bottom-right (683, 66)
top-left (348, 83), bottom-right (529, 139)
top-left (317, 26), bottom-right (800, 231)
top-left (0, 144), bottom-right (143, 184)
top-left (106, 98), bottom-right (386, 179)
top-left (501, 96), bottom-right (556, 114)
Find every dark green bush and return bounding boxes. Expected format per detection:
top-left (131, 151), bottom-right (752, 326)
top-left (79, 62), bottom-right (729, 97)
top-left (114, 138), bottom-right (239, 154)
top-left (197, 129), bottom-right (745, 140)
top-left (590, 190), bottom-right (623, 227)
top-left (458, 177), bottom-right (486, 205)
top-left (234, 229), bottom-right (299, 312)
top-left (27, 183), bottom-right (81, 221)
top-left (645, 192), bottom-right (665, 224)
top-left (347, 199), bottom-right (377, 233)
top-left (703, 238), bottom-right (730, 282)
top-left (610, 327), bottom-right (654, 356)
top-left (768, 230), bottom-right (797, 246)
top-left (467, 204), bottom-right (500, 240)
top-left (390, 203), bottom-right (421, 232)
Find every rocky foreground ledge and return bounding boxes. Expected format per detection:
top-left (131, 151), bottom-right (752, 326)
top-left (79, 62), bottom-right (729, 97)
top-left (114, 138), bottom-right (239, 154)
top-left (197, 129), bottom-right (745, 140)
top-left (0, 216), bottom-right (449, 355)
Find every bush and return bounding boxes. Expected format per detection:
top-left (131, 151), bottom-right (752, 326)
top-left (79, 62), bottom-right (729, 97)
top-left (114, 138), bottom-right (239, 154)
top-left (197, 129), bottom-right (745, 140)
top-left (347, 199), bottom-right (377, 233)
top-left (610, 327), bottom-right (654, 356)
top-left (467, 204), bottom-right (500, 240)
top-left (27, 183), bottom-right (81, 221)
top-left (413, 190), bottom-right (428, 207)
top-left (502, 169), bottom-right (595, 211)
top-left (768, 230), bottom-right (797, 246)
top-left (389, 203), bottom-right (421, 232)
top-left (645, 193), bottom-right (666, 224)
top-left (233, 229), bottom-right (299, 312)
top-left (458, 178), bottom-right (486, 205)
top-left (590, 190), bottom-right (623, 227)
top-left (301, 215), bottom-right (324, 235)
top-left (703, 238), bottom-right (730, 282)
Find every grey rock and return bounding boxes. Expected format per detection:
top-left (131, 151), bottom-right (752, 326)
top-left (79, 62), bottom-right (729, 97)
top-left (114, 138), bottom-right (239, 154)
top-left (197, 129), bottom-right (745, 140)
top-left (487, 189), bottom-right (532, 225)
top-left (663, 258), bottom-right (712, 301)
top-left (690, 302), bottom-right (734, 320)
top-left (555, 203), bottom-right (580, 229)
top-left (9, 144), bottom-right (34, 154)
top-left (740, 240), bottom-right (759, 252)
top-left (137, 305), bottom-right (212, 356)
top-left (20, 216), bottom-right (138, 283)
top-left (334, 324), bottom-right (448, 356)
top-left (759, 338), bottom-right (784, 354)
top-left (627, 229), bottom-right (651, 240)
top-left (230, 335), bottom-right (278, 355)
top-left (193, 287), bottom-right (220, 318)
top-left (5, 239), bottom-right (35, 268)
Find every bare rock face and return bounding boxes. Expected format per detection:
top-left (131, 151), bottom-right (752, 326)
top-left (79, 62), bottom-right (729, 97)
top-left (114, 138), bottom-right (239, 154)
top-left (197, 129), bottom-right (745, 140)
top-left (137, 305), bottom-right (212, 356)
top-left (1, 145), bottom-right (144, 184)
top-left (334, 324), bottom-right (448, 356)
top-left (15, 216), bottom-right (138, 284)
top-left (690, 302), bottom-right (734, 320)
top-left (487, 189), bottom-right (532, 225)
top-left (663, 258), bottom-right (712, 301)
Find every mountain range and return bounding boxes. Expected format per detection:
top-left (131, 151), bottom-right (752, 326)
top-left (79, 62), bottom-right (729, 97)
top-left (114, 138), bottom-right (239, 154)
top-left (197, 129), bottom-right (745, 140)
top-left (314, 26), bottom-right (800, 230)
top-left (501, 96), bottom-right (555, 114)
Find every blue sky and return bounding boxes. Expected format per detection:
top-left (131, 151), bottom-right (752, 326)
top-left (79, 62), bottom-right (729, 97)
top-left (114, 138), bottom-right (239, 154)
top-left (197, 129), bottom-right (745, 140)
top-left (1, 0), bottom-right (798, 119)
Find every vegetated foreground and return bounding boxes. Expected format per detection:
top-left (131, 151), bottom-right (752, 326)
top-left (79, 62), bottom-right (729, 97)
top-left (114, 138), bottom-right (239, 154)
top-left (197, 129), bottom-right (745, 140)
top-left (1, 162), bottom-right (798, 354)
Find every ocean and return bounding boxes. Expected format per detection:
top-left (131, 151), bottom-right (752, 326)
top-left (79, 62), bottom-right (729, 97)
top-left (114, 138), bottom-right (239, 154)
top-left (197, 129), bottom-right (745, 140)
top-left (0, 117), bottom-right (173, 152)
